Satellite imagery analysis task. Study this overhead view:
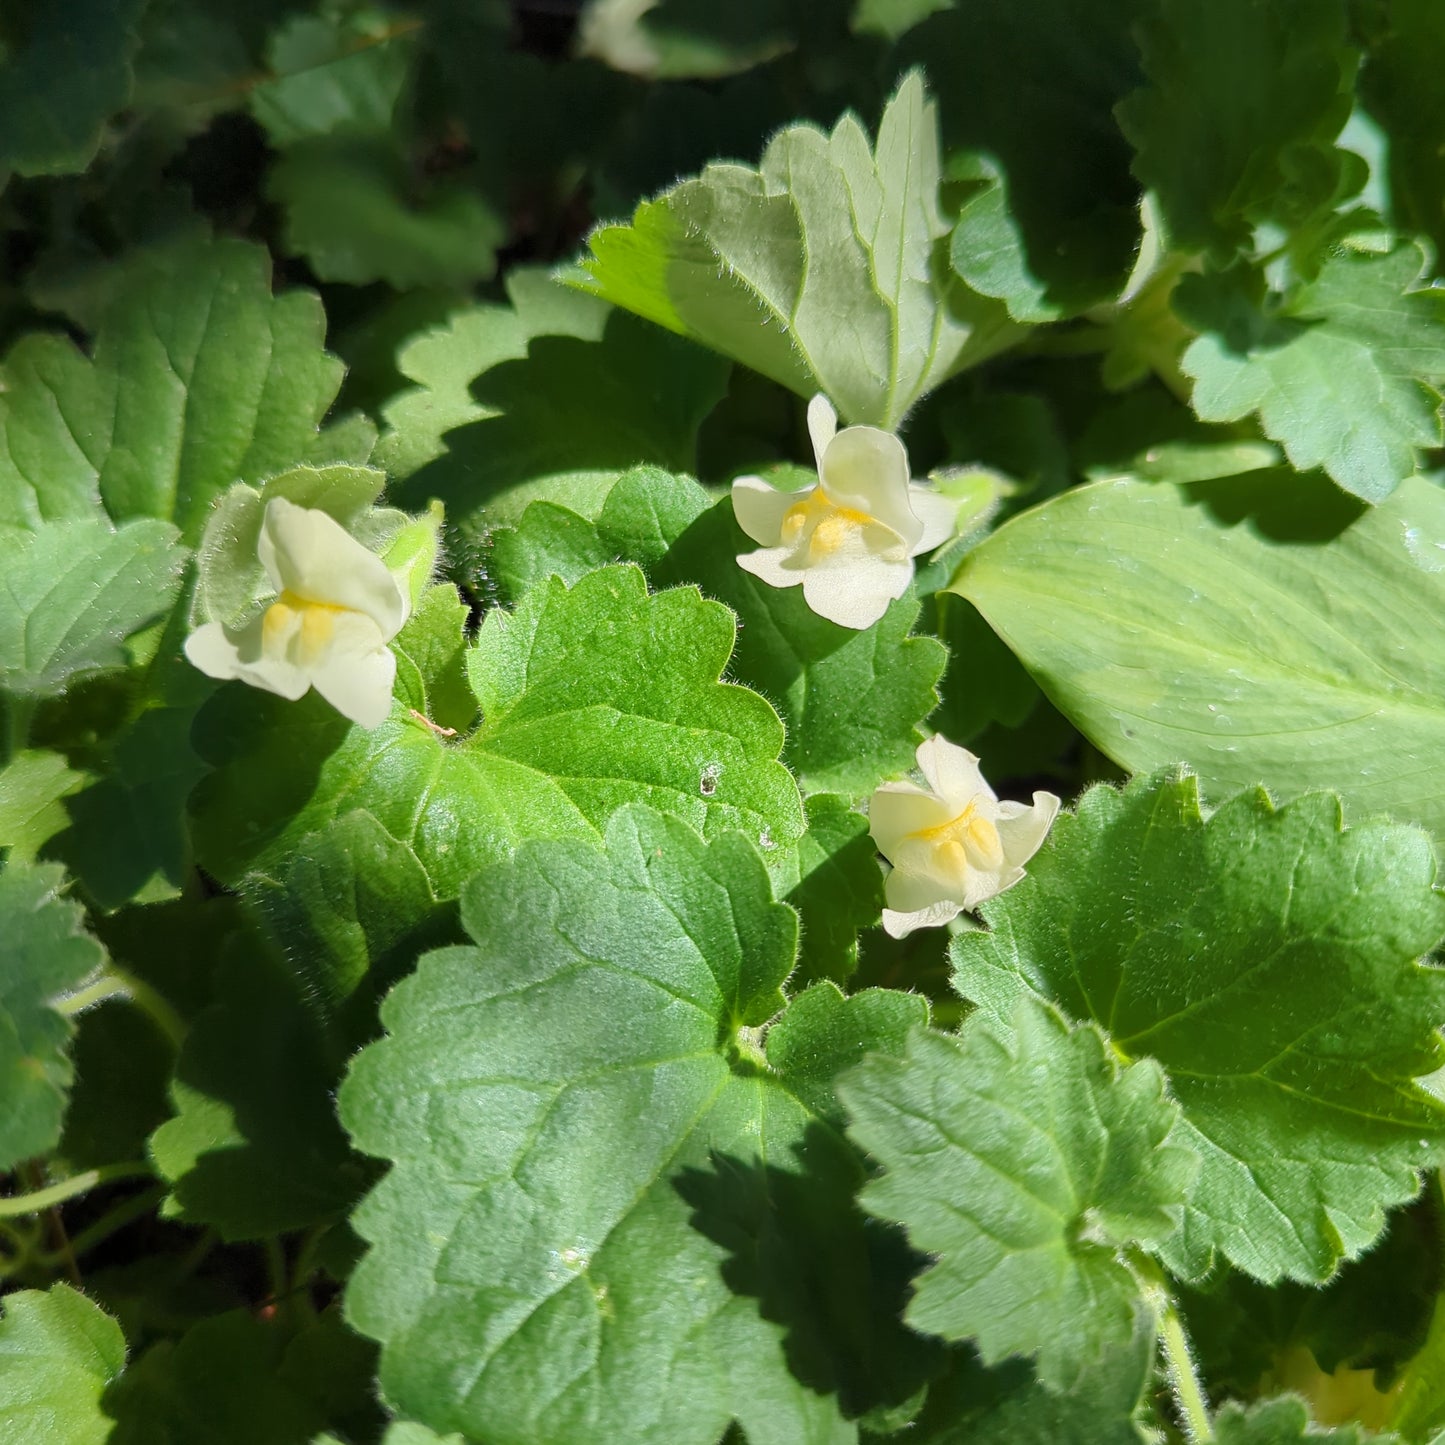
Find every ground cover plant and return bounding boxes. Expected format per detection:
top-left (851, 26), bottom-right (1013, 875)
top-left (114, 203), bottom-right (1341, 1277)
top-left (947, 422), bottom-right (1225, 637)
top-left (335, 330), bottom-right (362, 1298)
top-left (6, 0), bottom-right (1445, 1441)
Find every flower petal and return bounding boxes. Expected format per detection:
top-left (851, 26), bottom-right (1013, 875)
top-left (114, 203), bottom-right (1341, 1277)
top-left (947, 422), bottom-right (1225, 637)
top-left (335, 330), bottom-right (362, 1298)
top-left (995, 792), bottom-right (1062, 869)
top-left (185, 616), bottom-right (311, 700)
top-left (259, 499), bottom-right (408, 638)
top-left (800, 551), bottom-right (912, 629)
top-left (807, 394), bottom-right (838, 471)
top-left (907, 484), bottom-right (960, 555)
top-left (732, 475), bottom-right (801, 548)
top-left (737, 545), bottom-right (807, 590)
top-left (306, 610), bottom-right (398, 730)
top-left (820, 427), bottom-right (921, 546)
top-left (882, 897), bottom-right (964, 939)
top-left (868, 782), bottom-right (951, 859)
top-left (914, 736), bottom-right (995, 809)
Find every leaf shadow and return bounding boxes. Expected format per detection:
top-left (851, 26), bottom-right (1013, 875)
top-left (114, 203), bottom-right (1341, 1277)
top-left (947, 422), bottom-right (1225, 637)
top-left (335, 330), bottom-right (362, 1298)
top-left (674, 1121), bottom-right (942, 1422)
top-left (1184, 466), bottom-right (1367, 543)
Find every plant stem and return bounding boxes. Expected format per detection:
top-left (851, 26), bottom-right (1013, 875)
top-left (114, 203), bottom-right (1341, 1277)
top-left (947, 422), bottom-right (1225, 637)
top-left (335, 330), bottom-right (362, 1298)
top-left (0, 1162), bottom-right (155, 1218)
top-left (1158, 1292), bottom-right (1213, 1443)
top-left (56, 966), bottom-right (186, 1050)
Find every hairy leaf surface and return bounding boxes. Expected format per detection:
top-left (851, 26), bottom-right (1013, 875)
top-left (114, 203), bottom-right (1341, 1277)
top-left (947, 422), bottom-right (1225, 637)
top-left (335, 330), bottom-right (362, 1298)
top-left (951, 772), bottom-right (1445, 1282)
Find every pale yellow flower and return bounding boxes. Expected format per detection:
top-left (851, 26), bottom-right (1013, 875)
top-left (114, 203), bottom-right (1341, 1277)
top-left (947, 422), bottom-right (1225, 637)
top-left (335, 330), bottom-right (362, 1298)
top-left (184, 498), bottom-right (409, 729)
top-left (731, 395), bottom-right (958, 629)
top-left (869, 737), bottom-right (1060, 938)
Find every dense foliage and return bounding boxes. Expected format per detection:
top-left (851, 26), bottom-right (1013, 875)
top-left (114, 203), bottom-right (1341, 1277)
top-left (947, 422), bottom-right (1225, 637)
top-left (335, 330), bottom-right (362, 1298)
top-left (5, 1), bottom-right (1445, 1441)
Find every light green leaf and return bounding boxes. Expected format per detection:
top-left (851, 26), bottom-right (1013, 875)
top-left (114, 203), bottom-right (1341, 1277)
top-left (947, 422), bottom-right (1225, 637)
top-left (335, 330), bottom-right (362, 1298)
top-left (0, 1285), bottom-right (125, 1445)
top-left (341, 806), bottom-right (929, 1443)
top-left (841, 1001), bottom-right (1193, 1390)
top-left (1175, 246), bottom-right (1445, 502)
top-left (0, 0), bottom-right (144, 178)
top-left (1117, 0), bottom-right (1361, 257)
top-left (269, 136), bottom-right (504, 290)
top-left (0, 862), bottom-right (106, 1170)
top-left (1213, 1397), bottom-right (1402, 1443)
top-left (950, 772), bottom-right (1445, 1283)
top-left (951, 472), bottom-right (1445, 839)
top-left (0, 751), bottom-right (89, 863)
top-left (576, 71), bottom-right (1016, 429)
top-left (0, 237), bottom-right (373, 542)
top-left (0, 519), bottom-right (186, 698)
top-left (391, 584), bottom-right (475, 736)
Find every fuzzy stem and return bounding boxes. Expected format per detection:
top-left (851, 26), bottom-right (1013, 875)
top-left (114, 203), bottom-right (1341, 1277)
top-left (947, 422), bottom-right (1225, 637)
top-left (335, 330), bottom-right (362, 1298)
top-left (56, 967), bottom-right (186, 1050)
top-left (0, 1162), bottom-right (154, 1218)
top-left (1159, 1292), bottom-right (1213, 1443)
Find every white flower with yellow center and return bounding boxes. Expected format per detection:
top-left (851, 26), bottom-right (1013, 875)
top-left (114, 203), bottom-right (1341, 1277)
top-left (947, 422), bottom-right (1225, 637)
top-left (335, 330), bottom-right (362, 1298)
top-left (184, 498), bottom-right (409, 730)
top-left (731, 395), bottom-right (958, 630)
top-left (869, 736), bottom-right (1060, 938)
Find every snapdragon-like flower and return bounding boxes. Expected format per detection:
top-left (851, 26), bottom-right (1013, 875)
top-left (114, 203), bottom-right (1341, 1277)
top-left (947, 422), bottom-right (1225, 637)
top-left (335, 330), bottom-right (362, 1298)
top-left (731, 395), bottom-right (957, 630)
top-left (184, 498), bottom-right (409, 730)
top-left (869, 736), bottom-right (1060, 938)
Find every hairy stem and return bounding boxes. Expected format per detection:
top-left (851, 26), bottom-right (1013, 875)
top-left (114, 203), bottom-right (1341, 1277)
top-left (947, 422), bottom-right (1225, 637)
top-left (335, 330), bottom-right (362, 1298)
top-left (1159, 1292), bottom-right (1213, 1443)
top-left (0, 1162), bottom-right (155, 1218)
top-left (56, 966), bottom-right (186, 1050)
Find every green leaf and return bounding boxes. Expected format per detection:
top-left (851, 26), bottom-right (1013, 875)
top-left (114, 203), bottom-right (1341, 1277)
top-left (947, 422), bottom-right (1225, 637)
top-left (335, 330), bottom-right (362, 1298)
top-left (0, 519), bottom-right (186, 699)
top-left (491, 464), bottom-right (712, 605)
top-left (248, 10), bottom-right (411, 146)
top-left (391, 584), bottom-right (475, 736)
top-left (903, 1320), bottom-right (1158, 1444)
top-left (0, 862), bottom-right (105, 1170)
top-left (653, 499), bottom-right (947, 797)
top-left (951, 472), bottom-right (1445, 840)
top-left (1117, 0), bottom-right (1361, 256)
top-left (342, 805), bottom-right (930, 1442)
top-left (394, 314), bottom-right (728, 535)
top-left (0, 751), bottom-right (89, 863)
top-left (497, 463), bottom-right (942, 795)
top-left (0, 237), bottom-right (372, 542)
top-left (901, 0), bottom-right (1146, 319)
top-left (950, 771), bottom-right (1445, 1283)
top-left (374, 273), bottom-right (612, 483)
top-left (1360, 0), bottom-right (1445, 260)
top-left (104, 1310), bottom-right (380, 1445)
top-left (189, 565), bottom-right (804, 1013)
top-left (775, 794), bottom-right (884, 986)
top-left (0, 0), bottom-right (144, 178)
top-left (268, 136), bottom-right (504, 290)
top-left (851, 0), bottom-right (951, 41)
top-left (0, 1285), bottom-right (125, 1445)
top-left (148, 940), bottom-right (367, 1240)
top-left (577, 0), bottom-right (795, 79)
top-left (1212, 1396), bottom-right (1402, 1443)
top-left (243, 810), bottom-right (454, 1043)
top-left (576, 71), bottom-right (1016, 430)
top-left (841, 1000), bottom-right (1194, 1389)
top-left (1175, 246), bottom-right (1445, 502)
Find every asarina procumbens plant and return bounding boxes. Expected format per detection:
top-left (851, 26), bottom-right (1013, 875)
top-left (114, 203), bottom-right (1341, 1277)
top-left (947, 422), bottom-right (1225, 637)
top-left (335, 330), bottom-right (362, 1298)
top-left (8, 9), bottom-right (1445, 1445)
